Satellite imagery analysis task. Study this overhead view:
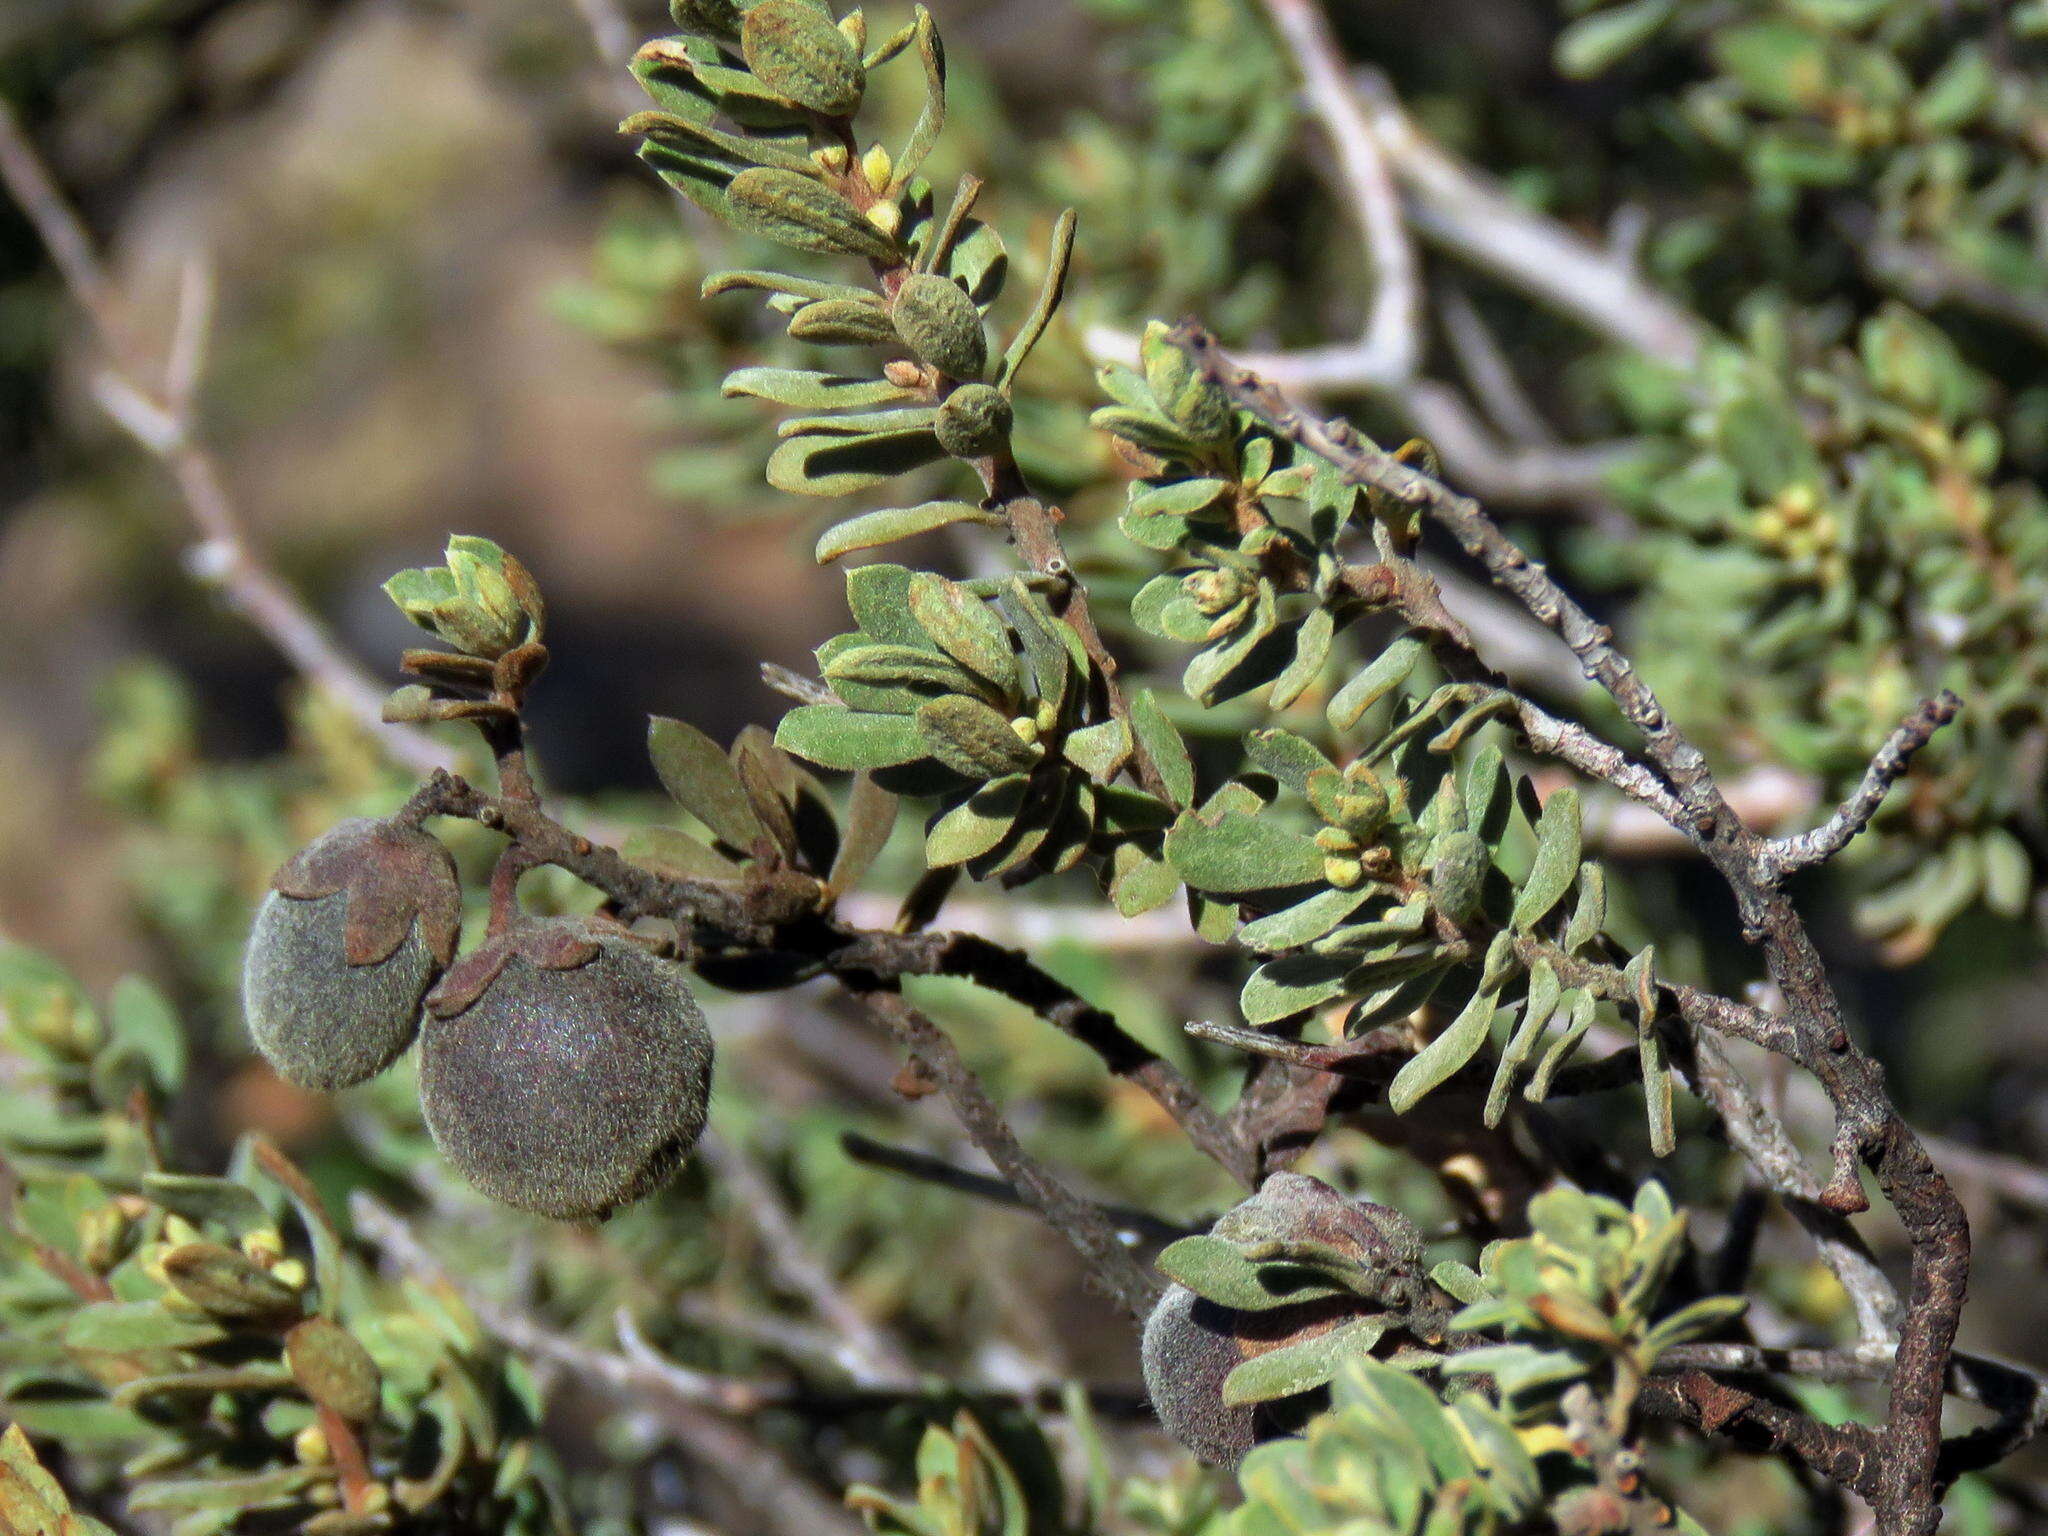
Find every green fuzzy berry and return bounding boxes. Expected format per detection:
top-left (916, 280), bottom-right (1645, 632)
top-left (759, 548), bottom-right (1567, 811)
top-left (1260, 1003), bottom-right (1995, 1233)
top-left (419, 927), bottom-right (713, 1221)
top-left (892, 273), bottom-right (988, 381)
top-left (244, 890), bottom-right (435, 1090)
top-left (933, 383), bottom-right (1013, 458)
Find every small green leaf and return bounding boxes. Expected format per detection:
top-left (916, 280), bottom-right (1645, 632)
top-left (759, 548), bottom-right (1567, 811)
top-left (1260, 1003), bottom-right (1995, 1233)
top-left (786, 297), bottom-right (898, 345)
top-left (893, 6), bottom-right (946, 191)
top-left (815, 501), bottom-right (1000, 563)
top-left (741, 0), bottom-right (865, 115)
top-left (1155, 1236), bottom-right (1352, 1311)
top-left (823, 642), bottom-right (994, 703)
top-left (726, 167), bottom-right (899, 261)
top-left (1328, 635), bottom-right (1423, 730)
top-left (1562, 861), bottom-right (1606, 952)
top-left (1554, 0), bottom-right (1677, 78)
top-left (62, 1302), bottom-right (228, 1354)
top-left (767, 428), bottom-right (948, 497)
top-left (915, 695), bottom-right (1040, 779)
top-left (907, 574), bottom-right (1019, 695)
top-left (1511, 787), bottom-right (1582, 931)
top-left (827, 774), bottom-right (897, 894)
top-left (621, 826), bottom-right (745, 881)
top-left (723, 367), bottom-right (915, 409)
top-left (1387, 982), bottom-right (1499, 1114)
top-left (649, 716), bottom-right (765, 849)
top-left (107, 976), bottom-right (185, 1094)
top-left (1129, 690), bottom-right (1195, 807)
top-left (1241, 953), bottom-right (1357, 1025)
top-left (1526, 989), bottom-right (1596, 1101)
top-left (925, 775), bottom-right (1029, 866)
top-left (892, 272), bottom-right (987, 380)
top-left (776, 705), bottom-right (928, 771)
top-left (1221, 1316), bottom-right (1387, 1407)
top-left (1062, 718), bottom-right (1130, 780)
top-left (1240, 884), bottom-right (1376, 952)
top-left (1165, 810), bottom-right (1323, 895)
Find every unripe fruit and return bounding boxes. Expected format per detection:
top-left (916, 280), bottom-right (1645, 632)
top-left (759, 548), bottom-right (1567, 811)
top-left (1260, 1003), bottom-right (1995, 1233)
top-left (244, 818), bottom-right (461, 1090)
top-left (418, 919), bottom-right (713, 1221)
top-left (933, 383), bottom-right (1013, 458)
top-left (1142, 1174), bottom-right (1428, 1469)
top-left (892, 273), bottom-right (987, 381)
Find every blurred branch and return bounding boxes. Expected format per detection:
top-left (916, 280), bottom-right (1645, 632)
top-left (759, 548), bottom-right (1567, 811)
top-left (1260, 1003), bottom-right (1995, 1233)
top-left (0, 101), bottom-right (451, 779)
top-left (845, 988), bottom-right (1166, 1324)
top-left (838, 1132), bottom-right (1195, 1245)
top-left (1250, 0), bottom-right (1420, 388)
top-left (699, 1133), bottom-right (916, 1384)
top-left (1349, 68), bottom-right (1704, 367)
top-left (350, 1194), bottom-right (865, 1536)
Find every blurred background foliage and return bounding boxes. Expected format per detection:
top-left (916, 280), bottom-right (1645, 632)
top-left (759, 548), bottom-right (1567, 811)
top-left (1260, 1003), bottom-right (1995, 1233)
top-left (3, 0), bottom-right (2048, 1531)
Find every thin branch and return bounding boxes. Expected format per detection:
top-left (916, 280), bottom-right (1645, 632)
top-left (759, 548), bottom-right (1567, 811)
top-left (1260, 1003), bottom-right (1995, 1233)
top-left (1176, 325), bottom-right (1970, 1536)
top-left (838, 1132), bottom-right (1194, 1245)
top-left (844, 988), bottom-right (1164, 1323)
top-left (1761, 692), bottom-right (1961, 882)
top-left (0, 101), bottom-right (451, 779)
top-left (699, 1134), bottom-right (917, 1385)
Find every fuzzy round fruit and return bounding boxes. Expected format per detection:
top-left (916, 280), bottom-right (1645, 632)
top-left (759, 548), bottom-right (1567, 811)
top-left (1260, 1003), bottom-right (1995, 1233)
top-left (418, 923), bottom-right (713, 1220)
top-left (243, 818), bottom-right (459, 1091)
top-left (933, 383), bottom-right (1013, 458)
top-left (1141, 1285), bottom-right (1361, 1468)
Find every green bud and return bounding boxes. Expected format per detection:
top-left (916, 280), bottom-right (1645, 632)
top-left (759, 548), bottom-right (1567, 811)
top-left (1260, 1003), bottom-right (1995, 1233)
top-left (383, 536), bottom-right (542, 660)
top-left (743, 0), bottom-right (865, 116)
top-left (285, 1317), bottom-right (381, 1423)
top-left (1429, 829), bottom-right (1490, 923)
top-left (933, 383), bottom-right (1013, 458)
top-left (159, 1242), bottom-right (303, 1319)
top-left (419, 921), bottom-right (714, 1221)
top-left (892, 273), bottom-right (988, 381)
top-left (1140, 320), bottom-right (1234, 445)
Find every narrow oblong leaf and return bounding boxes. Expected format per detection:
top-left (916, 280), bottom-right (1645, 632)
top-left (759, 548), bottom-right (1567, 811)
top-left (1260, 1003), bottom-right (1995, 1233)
top-left (767, 428), bottom-right (948, 497)
top-left (925, 775), bottom-right (1029, 866)
top-left (816, 501), bottom-right (999, 563)
top-left (907, 574), bottom-right (1019, 695)
top-left (1165, 810), bottom-right (1324, 895)
top-left (1221, 1317), bottom-right (1387, 1407)
top-left (1130, 690), bottom-right (1195, 807)
top-left (914, 695), bottom-right (1039, 779)
top-left (649, 716), bottom-right (764, 849)
top-left (828, 773), bottom-right (897, 893)
top-left (1241, 953), bottom-right (1356, 1025)
top-left (776, 705), bottom-right (928, 771)
top-left (1511, 786), bottom-right (1582, 932)
top-left (1526, 989), bottom-right (1596, 1101)
top-left (722, 367), bottom-right (915, 409)
top-left (1328, 635), bottom-right (1423, 730)
top-left (1387, 982), bottom-right (1499, 1114)
top-left (1154, 1236), bottom-right (1352, 1311)
top-left (725, 167), bottom-right (899, 261)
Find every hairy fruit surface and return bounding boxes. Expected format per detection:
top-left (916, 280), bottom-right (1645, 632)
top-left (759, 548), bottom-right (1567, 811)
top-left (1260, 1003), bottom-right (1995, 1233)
top-left (418, 919), bottom-right (713, 1220)
top-left (243, 817), bottom-right (461, 1090)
